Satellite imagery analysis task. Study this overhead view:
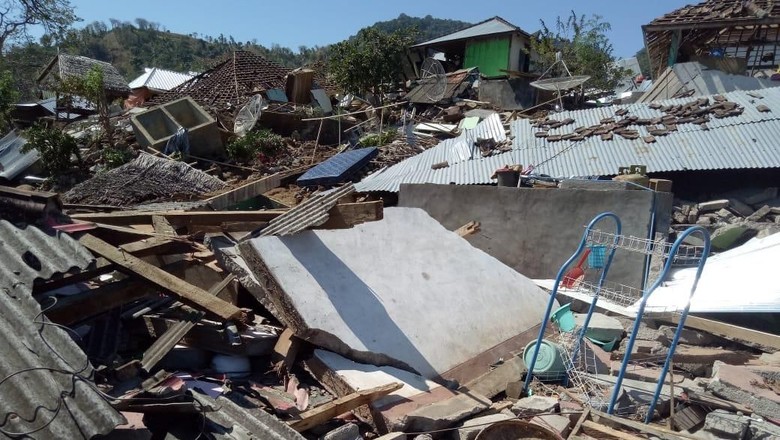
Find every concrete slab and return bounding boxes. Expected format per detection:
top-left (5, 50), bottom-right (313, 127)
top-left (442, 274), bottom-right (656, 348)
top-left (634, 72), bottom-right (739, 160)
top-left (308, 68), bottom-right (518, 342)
top-left (320, 423), bottom-right (361, 440)
top-left (456, 413), bottom-right (513, 440)
top-left (400, 392), bottom-right (490, 433)
top-left (709, 362), bottom-right (780, 419)
top-left (530, 414), bottom-right (571, 438)
top-left (703, 409), bottom-right (750, 439)
top-left (511, 396), bottom-right (558, 416)
top-left (573, 312), bottom-right (624, 342)
top-left (239, 208), bottom-right (550, 381)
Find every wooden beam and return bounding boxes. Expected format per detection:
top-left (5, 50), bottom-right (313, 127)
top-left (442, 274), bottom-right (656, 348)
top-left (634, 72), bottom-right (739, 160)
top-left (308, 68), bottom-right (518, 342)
top-left (33, 257), bottom-right (114, 294)
top-left (661, 315), bottom-right (780, 352)
top-left (591, 410), bottom-right (699, 440)
top-left (288, 383), bottom-right (402, 432)
top-left (119, 237), bottom-right (195, 257)
top-left (71, 210), bottom-right (289, 227)
top-left (78, 233), bottom-right (244, 322)
top-left (455, 221), bottom-right (481, 238)
top-left (205, 172), bottom-right (284, 210)
top-left (45, 278), bottom-right (153, 325)
top-left (317, 201), bottom-right (384, 229)
top-left (582, 420), bottom-right (644, 440)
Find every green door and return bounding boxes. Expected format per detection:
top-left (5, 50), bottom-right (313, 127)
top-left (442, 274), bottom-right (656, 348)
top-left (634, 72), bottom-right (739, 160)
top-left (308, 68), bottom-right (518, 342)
top-left (464, 37), bottom-right (510, 77)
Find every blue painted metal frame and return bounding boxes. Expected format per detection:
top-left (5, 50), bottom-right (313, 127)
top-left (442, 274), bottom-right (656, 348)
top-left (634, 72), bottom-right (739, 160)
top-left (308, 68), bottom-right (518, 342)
top-left (522, 212), bottom-right (622, 394)
top-left (606, 225), bottom-right (711, 421)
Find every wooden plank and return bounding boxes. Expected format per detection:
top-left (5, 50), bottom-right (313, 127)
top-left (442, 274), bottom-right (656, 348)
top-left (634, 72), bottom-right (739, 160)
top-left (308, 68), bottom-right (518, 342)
top-left (288, 383), bottom-right (403, 432)
top-left (205, 172), bottom-right (284, 210)
top-left (78, 233), bottom-right (244, 321)
top-left (582, 420), bottom-right (644, 440)
top-left (591, 410), bottom-right (699, 440)
top-left (33, 257), bottom-right (114, 293)
top-left (662, 315), bottom-right (780, 352)
top-left (272, 328), bottom-right (302, 373)
top-left (317, 201), bottom-right (384, 229)
top-left (152, 215), bottom-right (177, 235)
top-left (567, 407), bottom-right (590, 440)
top-left (119, 237), bottom-right (194, 257)
top-left (71, 210), bottom-right (289, 226)
top-left (455, 221), bottom-right (481, 238)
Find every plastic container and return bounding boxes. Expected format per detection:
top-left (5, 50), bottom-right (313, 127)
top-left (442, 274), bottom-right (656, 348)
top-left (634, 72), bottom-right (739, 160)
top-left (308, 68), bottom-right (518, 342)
top-left (551, 303), bottom-right (576, 332)
top-left (587, 244), bottom-right (607, 269)
top-left (522, 339), bottom-right (566, 380)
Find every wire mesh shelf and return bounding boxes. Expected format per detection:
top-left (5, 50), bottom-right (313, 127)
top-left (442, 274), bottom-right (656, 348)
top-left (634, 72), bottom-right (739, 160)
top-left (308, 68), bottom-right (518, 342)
top-left (566, 280), bottom-right (684, 316)
top-left (586, 229), bottom-right (706, 265)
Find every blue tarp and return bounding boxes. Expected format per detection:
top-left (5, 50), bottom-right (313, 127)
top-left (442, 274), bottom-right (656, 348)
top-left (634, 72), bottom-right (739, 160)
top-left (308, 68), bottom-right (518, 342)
top-left (297, 147), bottom-right (378, 187)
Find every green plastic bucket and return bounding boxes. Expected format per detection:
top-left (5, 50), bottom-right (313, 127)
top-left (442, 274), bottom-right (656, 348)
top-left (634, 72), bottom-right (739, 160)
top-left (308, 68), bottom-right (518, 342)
top-left (551, 303), bottom-right (576, 332)
top-left (523, 339), bottom-right (566, 380)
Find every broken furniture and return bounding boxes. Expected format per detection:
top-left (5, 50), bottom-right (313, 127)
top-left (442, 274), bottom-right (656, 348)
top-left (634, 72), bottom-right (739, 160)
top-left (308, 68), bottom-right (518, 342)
top-left (524, 211), bottom-right (711, 424)
top-left (131, 97), bottom-right (223, 157)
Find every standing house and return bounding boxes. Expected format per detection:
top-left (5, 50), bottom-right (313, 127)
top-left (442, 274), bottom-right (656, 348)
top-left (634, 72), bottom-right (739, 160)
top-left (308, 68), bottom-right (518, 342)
top-left (127, 67), bottom-right (195, 107)
top-left (411, 16), bottom-right (533, 78)
top-left (37, 54), bottom-right (130, 103)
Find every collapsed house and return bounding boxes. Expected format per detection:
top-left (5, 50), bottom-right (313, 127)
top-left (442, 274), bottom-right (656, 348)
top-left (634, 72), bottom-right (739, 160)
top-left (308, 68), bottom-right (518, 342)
top-left (126, 67), bottom-right (196, 107)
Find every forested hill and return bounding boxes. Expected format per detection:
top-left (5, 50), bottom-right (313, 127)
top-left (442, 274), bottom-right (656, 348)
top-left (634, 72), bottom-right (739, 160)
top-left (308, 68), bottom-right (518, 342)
top-left (5, 14), bottom-right (472, 99)
top-left (369, 14), bottom-right (472, 43)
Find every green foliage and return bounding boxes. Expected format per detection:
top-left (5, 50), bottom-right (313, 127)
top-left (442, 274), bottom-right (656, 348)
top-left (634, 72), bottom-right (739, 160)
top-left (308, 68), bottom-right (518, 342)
top-left (370, 14), bottom-right (471, 44)
top-left (101, 146), bottom-right (132, 169)
top-left (530, 11), bottom-right (629, 92)
top-left (0, 70), bottom-right (19, 130)
top-left (58, 65), bottom-right (112, 142)
top-left (226, 129), bottom-right (285, 161)
top-left (21, 124), bottom-right (81, 176)
top-left (635, 47), bottom-right (651, 78)
top-left (360, 130), bottom-right (396, 147)
top-left (0, 0), bottom-right (79, 53)
top-left (329, 27), bottom-right (416, 95)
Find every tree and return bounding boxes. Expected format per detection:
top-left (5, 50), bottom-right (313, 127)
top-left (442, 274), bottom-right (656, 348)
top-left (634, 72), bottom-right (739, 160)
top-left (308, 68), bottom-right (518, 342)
top-left (529, 11), bottom-right (628, 92)
top-left (0, 0), bottom-right (79, 55)
top-left (0, 68), bottom-right (18, 129)
top-left (58, 65), bottom-right (112, 142)
top-left (329, 27), bottom-right (416, 96)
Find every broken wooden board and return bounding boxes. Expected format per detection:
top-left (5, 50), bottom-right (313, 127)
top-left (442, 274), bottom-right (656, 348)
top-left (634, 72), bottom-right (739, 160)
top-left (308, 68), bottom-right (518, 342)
top-left (288, 382), bottom-right (402, 432)
top-left (661, 315), bottom-right (780, 352)
top-left (237, 207), bottom-right (551, 381)
top-left (78, 234), bottom-right (243, 321)
top-left (71, 210), bottom-right (289, 227)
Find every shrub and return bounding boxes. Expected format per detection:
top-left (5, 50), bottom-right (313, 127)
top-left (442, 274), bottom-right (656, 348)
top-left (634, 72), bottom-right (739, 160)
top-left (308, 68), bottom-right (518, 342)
top-left (360, 130), bottom-right (396, 147)
top-left (21, 124), bottom-right (81, 177)
top-left (226, 129), bottom-right (285, 161)
top-left (101, 147), bottom-right (132, 169)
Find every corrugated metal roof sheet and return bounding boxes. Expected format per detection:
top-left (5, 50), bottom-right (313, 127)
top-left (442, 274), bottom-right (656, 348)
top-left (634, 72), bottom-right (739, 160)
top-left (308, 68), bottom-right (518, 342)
top-left (358, 88), bottom-right (780, 192)
top-left (0, 220), bottom-right (125, 438)
top-left (413, 17), bottom-right (527, 48)
top-left (0, 130), bottom-right (39, 181)
top-left (255, 184), bottom-right (356, 237)
top-left (128, 67), bottom-right (195, 92)
top-left (355, 113), bottom-right (507, 192)
top-left (637, 62), bottom-right (776, 103)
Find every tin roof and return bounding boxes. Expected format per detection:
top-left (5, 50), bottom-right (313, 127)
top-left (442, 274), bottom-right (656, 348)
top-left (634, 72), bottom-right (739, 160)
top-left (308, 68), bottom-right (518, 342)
top-left (128, 67), bottom-right (195, 92)
top-left (413, 16), bottom-right (528, 48)
top-left (357, 88), bottom-right (780, 192)
top-left (0, 220), bottom-right (124, 438)
top-left (637, 62), bottom-right (776, 103)
top-left (0, 130), bottom-right (39, 181)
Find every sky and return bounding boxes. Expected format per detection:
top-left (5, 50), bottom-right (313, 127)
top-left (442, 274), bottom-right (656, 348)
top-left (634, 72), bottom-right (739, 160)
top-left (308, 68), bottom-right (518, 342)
top-left (68, 0), bottom-right (687, 59)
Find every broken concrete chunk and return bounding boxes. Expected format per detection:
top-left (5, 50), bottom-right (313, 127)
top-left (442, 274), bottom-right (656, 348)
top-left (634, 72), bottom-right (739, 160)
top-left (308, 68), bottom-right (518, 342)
top-left (698, 199), bottom-right (730, 212)
top-left (709, 362), bottom-right (780, 419)
top-left (456, 414), bottom-right (513, 440)
top-left (534, 131), bottom-right (548, 138)
top-left (573, 313), bottom-right (624, 342)
top-left (751, 417), bottom-right (780, 440)
top-left (757, 104), bottom-right (771, 112)
top-left (375, 433), bottom-right (406, 440)
top-left (600, 132), bottom-right (613, 141)
top-left (510, 396), bottom-right (558, 416)
top-left (747, 205), bottom-right (772, 222)
top-left (642, 135), bottom-right (656, 144)
top-left (728, 198), bottom-right (756, 217)
top-left (321, 423), bottom-right (361, 440)
top-left (401, 392), bottom-right (490, 433)
top-left (530, 414), bottom-right (571, 438)
top-left (614, 108), bottom-right (628, 117)
top-left (703, 410), bottom-right (750, 439)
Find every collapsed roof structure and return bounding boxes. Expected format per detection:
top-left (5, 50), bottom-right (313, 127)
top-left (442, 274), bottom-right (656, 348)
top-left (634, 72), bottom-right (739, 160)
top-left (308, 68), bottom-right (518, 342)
top-left (643, 0), bottom-right (780, 78)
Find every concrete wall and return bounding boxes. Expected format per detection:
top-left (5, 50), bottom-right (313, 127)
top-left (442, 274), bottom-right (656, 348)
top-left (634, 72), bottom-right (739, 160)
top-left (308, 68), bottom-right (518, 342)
top-left (478, 77), bottom-right (536, 110)
top-left (399, 184), bottom-right (673, 289)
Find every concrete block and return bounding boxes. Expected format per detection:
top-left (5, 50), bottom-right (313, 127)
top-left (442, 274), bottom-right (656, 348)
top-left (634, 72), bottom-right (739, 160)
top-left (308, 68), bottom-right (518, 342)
top-left (750, 417), bottom-right (780, 440)
top-left (530, 414), bottom-right (571, 437)
top-left (747, 205), bottom-right (772, 222)
top-left (401, 392), bottom-right (491, 433)
top-left (758, 351), bottom-right (780, 366)
top-left (657, 325), bottom-right (726, 347)
top-left (465, 355), bottom-right (526, 399)
top-left (649, 178), bottom-right (672, 193)
top-left (697, 199), bottom-right (729, 212)
top-left (375, 434), bottom-right (405, 440)
top-left (131, 97), bottom-right (223, 158)
top-left (573, 313), bottom-right (624, 342)
top-left (728, 198), bottom-right (755, 217)
top-left (510, 396), bottom-right (558, 416)
top-left (320, 423), bottom-right (361, 440)
top-left (709, 362), bottom-right (780, 419)
top-left (703, 409), bottom-right (749, 439)
top-left (716, 208), bottom-right (736, 222)
top-left (456, 413), bottom-right (513, 440)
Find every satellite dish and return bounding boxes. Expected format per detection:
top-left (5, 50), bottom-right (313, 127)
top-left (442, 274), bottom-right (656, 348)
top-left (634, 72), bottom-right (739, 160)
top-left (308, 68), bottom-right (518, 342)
top-left (234, 95), bottom-right (266, 137)
top-left (420, 58), bottom-right (447, 103)
top-left (530, 53), bottom-right (591, 110)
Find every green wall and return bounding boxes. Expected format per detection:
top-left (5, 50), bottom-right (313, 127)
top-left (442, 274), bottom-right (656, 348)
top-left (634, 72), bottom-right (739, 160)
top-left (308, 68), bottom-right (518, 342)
top-left (464, 37), bottom-right (510, 77)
